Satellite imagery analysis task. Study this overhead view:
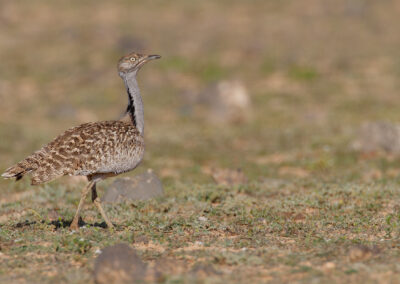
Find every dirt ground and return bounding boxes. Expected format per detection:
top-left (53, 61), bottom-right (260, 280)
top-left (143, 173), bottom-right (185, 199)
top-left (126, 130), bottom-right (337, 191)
top-left (1, 1), bottom-right (400, 283)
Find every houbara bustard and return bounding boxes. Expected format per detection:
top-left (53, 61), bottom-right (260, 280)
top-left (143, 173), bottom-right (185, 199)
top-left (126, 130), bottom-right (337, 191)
top-left (2, 52), bottom-right (161, 230)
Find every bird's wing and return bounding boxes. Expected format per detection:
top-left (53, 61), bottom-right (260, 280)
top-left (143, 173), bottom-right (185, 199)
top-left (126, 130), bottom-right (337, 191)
top-left (3, 121), bottom-right (144, 185)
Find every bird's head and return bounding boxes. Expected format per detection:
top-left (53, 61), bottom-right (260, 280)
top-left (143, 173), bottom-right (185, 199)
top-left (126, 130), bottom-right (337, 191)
top-left (118, 52), bottom-right (161, 76)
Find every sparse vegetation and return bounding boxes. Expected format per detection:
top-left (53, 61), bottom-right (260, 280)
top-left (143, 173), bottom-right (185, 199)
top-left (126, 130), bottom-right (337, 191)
top-left (1, 0), bottom-right (400, 283)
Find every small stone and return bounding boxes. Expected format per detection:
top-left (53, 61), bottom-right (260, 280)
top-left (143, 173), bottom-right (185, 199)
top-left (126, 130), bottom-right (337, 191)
top-left (184, 80), bottom-right (251, 123)
top-left (103, 170), bottom-right (164, 203)
top-left (94, 243), bottom-right (147, 284)
top-left (348, 245), bottom-right (379, 262)
top-left (352, 121), bottom-right (400, 154)
top-left (198, 216), bottom-right (208, 222)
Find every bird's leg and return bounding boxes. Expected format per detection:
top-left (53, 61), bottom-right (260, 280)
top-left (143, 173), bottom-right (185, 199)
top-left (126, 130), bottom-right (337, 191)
top-left (70, 181), bottom-right (93, 230)
top-left (91, 184), bottom-right (114, 229)
top-left (91, 183), bottom-right (98, 202)
top-left (94, 197), bottom-right (114, 229)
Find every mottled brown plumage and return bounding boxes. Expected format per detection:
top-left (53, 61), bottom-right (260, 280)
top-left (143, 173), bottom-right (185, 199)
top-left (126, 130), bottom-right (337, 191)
top-left (5, 121), bottom-right (144, 185)
top-left (2, 52), bottom-right (161, 229)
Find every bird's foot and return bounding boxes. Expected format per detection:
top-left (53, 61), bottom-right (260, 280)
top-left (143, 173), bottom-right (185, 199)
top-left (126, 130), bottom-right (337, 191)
top-left (70, 220), bottom-right (79, 230)
top-left (105, 220), bottom-right (114, 230)
top-left (70, 216), bottom-right (82, 230)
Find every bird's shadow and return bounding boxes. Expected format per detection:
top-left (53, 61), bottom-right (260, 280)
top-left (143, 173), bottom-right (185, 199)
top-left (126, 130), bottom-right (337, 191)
top-left (14, 218), bottom-right (108, 229)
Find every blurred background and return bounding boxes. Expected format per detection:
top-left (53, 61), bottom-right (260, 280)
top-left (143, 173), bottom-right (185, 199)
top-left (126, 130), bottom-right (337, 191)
top-left (3, 1), bottom-right (400, 282)
top-left (1, 0), bottom-right (400, 185)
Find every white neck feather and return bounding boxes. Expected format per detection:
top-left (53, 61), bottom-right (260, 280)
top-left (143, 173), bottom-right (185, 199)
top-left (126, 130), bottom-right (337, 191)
top-left (121, 71), bottom-right (144, 136)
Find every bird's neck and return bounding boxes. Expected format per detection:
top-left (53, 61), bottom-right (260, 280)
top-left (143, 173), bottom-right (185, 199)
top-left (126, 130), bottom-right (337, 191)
top-left (121, 72), bottom-right (144, 136)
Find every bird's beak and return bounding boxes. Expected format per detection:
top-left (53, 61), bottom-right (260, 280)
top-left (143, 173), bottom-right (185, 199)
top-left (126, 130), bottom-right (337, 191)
top-left (136, 54), bottom-right (161, 70)
top-left (146, 54), bottom-right (161, 61)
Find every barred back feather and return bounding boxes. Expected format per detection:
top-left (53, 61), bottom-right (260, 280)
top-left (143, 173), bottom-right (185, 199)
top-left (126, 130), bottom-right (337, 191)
top-left (2, 121), bottom-right (144, 185)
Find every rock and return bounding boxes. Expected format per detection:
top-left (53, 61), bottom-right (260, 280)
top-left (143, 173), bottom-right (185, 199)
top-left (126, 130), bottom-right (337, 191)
top-left (208, 167), bottom-right (248, 186)
top-left (352, 122), bottom-right (400, 154)
top-left (94, 243), bottom-right (147, 284)
top-left (184, 80), bottom-right (251, 123)
top-left (348, 245), bottom-right (379, 262)
top-left (103, 170), bottom-right (164, 203)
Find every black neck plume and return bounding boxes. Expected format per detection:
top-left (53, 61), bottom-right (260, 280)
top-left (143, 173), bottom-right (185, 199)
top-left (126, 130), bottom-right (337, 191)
top-left (126, 88), bottom-right (137, 126)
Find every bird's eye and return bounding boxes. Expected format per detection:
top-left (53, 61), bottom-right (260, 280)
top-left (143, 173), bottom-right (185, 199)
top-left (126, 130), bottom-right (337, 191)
top-left (130, 57), bottom-right (136, 62)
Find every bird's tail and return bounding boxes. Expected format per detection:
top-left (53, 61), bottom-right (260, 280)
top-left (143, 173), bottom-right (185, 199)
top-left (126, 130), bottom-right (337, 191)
top-left (2, 163), bottom-right (32, 181)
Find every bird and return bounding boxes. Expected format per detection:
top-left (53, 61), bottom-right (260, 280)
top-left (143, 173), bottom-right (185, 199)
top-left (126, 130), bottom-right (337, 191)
top-left (2, 52), bottom-right (161, 230)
